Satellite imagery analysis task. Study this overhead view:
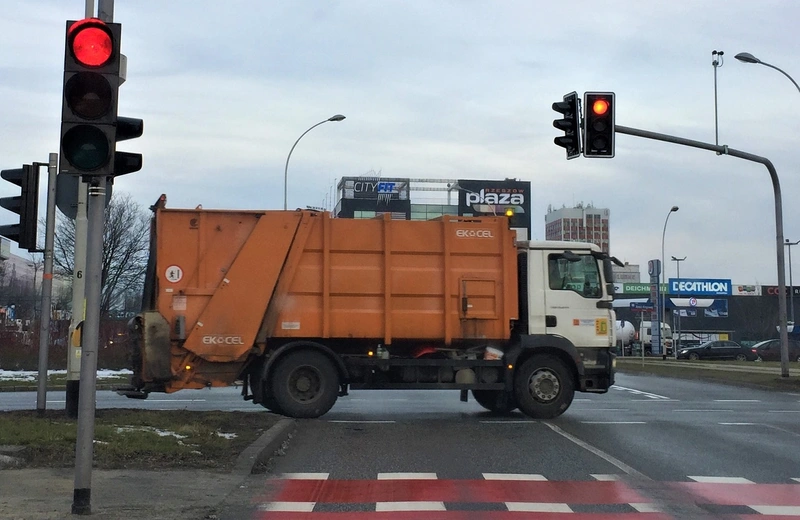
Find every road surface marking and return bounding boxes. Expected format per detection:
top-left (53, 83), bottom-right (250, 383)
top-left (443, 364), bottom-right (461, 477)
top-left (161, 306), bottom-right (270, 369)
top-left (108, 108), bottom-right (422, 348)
top-left (749, 505), bottom-right (800, 515)
top-left (581, 421), bottom-right (646, 424)
top-left (688, 476), bottom-right (754, 483)
top-left (573, 398), bottom-right (592, 401)
top-left (714, 399), bottom-right (760, 402)
top-left (480, 420), bottom-right (534, 424)
top-left (277, 473), bottom-right (329, 480)
top-left (505, 502), bottom-right (572, 512)
top-left (257, 502), bottom-right (315, 512)
top-left (631, 503), bottom-right (662, 512)
top-left (792, 478), bottom-right (800, 483)
top-left (768, 410), bottom-right (800, 413)
top-left (612, 385), bottom-right (670, 400)
top-left (377, 472), bottom-right (437, 480)
top-left (328, 420), bottom-right (396, 424)
top-left (146, 399), bottom-right (206, 402)
top-left (673, 409), bottom-right (733, 412)
top-left (482, 473), bottom-right (547, 481)
top-left (543, 422), bottom-right (649, 480)
top-left (375, 501), bottom-right (445, 511)
top-left (591, 474), bottom-right (621, 481)
top-left (719, 422), bottom-right (757, 425)
top-left (577, 408), bottom-right (630, 412)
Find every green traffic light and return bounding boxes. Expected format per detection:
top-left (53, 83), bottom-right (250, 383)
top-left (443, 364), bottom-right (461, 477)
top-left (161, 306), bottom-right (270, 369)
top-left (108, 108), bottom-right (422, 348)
top-left (62, 125), bottom-right (110, 170)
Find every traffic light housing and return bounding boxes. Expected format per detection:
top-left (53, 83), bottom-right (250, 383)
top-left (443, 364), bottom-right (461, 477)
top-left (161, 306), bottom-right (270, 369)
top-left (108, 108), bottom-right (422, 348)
top-left (0, 164), bottom-right (39, 251)
top-left (583, 92), bottom-right (615, 158)
top-left (60, 18), bottom-right (143, 177)
top-left (552, 91), bottom-right (581, 160)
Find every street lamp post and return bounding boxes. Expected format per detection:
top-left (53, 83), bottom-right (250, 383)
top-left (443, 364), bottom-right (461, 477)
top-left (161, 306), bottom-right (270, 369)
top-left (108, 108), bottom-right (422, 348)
top-left (785, 239), bottom-right (800, 324)
top-left (283, 114), bottom-right (346, 211)
top-left (671, 255), bottom-right (686, 353)
top-left (661, 206), bottom-right (679, 359)
top-left (735, 51), bottom-right (797, 374)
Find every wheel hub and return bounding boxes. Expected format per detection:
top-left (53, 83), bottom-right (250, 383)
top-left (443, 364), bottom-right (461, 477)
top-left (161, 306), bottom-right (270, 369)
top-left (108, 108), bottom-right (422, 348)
top-left (288, 367), bottom-right (322, 403)
top-left (528, 369), bottom-right (560, 403)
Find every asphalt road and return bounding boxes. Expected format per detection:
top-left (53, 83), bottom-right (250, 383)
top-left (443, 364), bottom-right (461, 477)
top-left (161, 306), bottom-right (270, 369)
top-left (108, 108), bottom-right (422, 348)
top-left (4, 373), bottom-right (800, 518)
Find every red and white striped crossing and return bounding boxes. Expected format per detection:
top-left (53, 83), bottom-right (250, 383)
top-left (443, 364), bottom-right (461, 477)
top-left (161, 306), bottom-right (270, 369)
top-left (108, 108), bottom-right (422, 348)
top-left (251, 473), bottom-right (800, 519)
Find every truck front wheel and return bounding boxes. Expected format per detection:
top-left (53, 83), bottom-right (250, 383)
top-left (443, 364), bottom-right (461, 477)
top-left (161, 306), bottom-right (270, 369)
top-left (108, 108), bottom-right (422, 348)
top-left (514, 355), bottom-right (574, 419)
top-left (271, 350), bottom-right (340, 418)
top-left (471, 390), bottom-right (517, 414)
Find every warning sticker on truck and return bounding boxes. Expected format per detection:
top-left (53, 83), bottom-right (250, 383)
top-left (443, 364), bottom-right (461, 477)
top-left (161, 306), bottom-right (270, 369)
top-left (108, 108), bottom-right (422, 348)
top-left (595, 318), bottom-right (608, 335)
top-left (281, 322), bottom-right (301, 330)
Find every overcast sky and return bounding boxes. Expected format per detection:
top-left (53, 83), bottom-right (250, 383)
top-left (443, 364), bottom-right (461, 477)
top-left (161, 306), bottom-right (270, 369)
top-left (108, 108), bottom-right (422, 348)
top-left (2, 0), bottom-right (799, 285)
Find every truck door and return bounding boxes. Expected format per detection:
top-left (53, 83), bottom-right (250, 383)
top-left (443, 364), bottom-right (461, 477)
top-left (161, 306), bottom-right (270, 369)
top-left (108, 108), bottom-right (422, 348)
top-left (543, 252), bottom-right (612, 348)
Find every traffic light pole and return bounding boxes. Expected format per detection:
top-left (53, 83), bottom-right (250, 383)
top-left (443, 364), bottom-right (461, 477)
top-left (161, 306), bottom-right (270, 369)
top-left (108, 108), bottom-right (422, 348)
top-left (66, 182), bottom-right (87, 418)
top-left (615, 124), bottom-right (790, 378)
top-left (72, 178), bottom-right (107, 515)
top-left (35, 154), bottom-right (58, 415)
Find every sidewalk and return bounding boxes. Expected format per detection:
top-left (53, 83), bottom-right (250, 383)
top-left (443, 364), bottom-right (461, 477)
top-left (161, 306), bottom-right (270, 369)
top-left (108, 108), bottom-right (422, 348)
top-left (0, 419), bottom-right (295, 519)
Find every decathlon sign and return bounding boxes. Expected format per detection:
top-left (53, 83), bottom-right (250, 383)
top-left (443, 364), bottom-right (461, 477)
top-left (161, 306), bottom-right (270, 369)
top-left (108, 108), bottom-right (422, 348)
top-left (669, 278), bottom-right (731, 296)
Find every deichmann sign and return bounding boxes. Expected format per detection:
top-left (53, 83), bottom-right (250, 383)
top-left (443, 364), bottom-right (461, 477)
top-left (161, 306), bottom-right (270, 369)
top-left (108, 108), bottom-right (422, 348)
top-left (621, 283), bottom-right (666, 294)
top-left (669, 278), bottom-right (731, 296)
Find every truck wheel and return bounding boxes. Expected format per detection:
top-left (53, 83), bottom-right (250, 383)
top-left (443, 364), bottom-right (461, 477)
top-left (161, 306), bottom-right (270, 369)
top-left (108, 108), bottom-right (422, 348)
top-left (514, 355), bottom-right (574, 420)
top-left (271, 350), bottom-right (339, 418)
top-left (471, 390), bottom-right (517, 414)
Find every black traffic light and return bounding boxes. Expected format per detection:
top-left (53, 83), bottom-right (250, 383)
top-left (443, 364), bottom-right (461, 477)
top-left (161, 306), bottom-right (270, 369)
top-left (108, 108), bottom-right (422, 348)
top-left (0, 164), bottom-right (39, 251)
top-left (552, 91), bottom-right (581, 160)
top-left (60, 18), bottom-right (143, 177)
top-left (583, 92), bottom-right (615, 158)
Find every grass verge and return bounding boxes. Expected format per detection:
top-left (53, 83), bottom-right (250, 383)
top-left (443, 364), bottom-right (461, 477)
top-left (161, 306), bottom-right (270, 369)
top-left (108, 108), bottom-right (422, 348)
top-left (616, 360), bottom-right (800, 391)
top-left (0, 409), bottom-right (280, 470)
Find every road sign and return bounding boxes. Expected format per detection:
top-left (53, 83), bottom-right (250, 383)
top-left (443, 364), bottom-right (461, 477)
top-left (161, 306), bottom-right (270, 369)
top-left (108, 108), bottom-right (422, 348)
top-left (630, 302), bottom-right (655, 312)
top-left (56, 174), bottom-right (112, 219)
top-left (689, 297), bottom-right (698, 307)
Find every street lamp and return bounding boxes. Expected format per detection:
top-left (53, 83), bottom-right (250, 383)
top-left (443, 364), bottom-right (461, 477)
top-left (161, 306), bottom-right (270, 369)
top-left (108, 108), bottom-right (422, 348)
top-left (671, 255), bottom-right (686, 353)
top-left (283, 114), bottom-right (346, 211)
top-left (785, 239), bottom-right (800, 324)
top-left (735, 53), bottom-right (800, 94)
top-left (661, 206), bottom-right (679, 359)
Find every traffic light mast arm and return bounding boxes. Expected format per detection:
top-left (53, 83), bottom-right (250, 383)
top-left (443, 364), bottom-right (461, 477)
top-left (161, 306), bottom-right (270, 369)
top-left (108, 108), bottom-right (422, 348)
top-left (615, 123), bottom-right (790, 378)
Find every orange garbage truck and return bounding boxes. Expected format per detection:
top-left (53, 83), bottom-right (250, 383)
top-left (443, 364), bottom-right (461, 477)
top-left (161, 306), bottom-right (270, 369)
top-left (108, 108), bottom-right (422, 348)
top-left (123, 196), bottom-right (617, 419)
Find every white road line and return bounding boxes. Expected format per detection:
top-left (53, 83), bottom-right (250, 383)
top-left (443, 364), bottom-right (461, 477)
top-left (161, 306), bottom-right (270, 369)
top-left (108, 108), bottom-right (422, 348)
top-left (580, 421), bottom-right (646, 425)
top-left (377, 472), bottom-right (437, 480)
top-left (713, 399), bottom-right (761, 402)
top-left (673, 409), bottom-right (734, 412)
top-left (573, 398), bottom-right (592, 401)
top-left (688, 476), bottom-right (754, 484)
top-left (749, 505), bottom-right (800, 515)
top-left (257, 502), bottom-right (315, 512)
top-left (792, 478), bottom-right (800, 483)
top-left (630, 503), bottom-right (662, 513)
top-left (718, 422), bottom-right (757, 425)
top-left (480, 420), bottom-right (534, 424)
top-left (375, 501), bottom-right (446, 512)
top-left (483, 473), bottom-right (547, 481)
top-left (146, 399), bottom-right (206, 402)
top-left (276, 473), bottom-right (329, 480)
top-left (328, 420), bottom-right (396, 424)
top-left (627, 400), bottom-right (678, 403)
top-left (542, 422), bottom-right (649, 480)
top-left (505, 502), bottom-right (572, 513)
top-left (576, 408), bottom-right (630, 412)
top-left (591, 474), bottom-right (621, 481)
top-left (768, 410), bottom-right (800, 413)
top-left (611, 385), bottom-right (671, 400)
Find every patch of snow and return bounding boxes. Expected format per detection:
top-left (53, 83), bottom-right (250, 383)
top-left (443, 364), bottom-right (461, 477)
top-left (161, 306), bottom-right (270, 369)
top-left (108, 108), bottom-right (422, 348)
top-left (216, 431), bottom-right (237, 440)
top-left (0, 369), bottom-right (132, 381)
top-left (115, 426), bottom-right (187, 439)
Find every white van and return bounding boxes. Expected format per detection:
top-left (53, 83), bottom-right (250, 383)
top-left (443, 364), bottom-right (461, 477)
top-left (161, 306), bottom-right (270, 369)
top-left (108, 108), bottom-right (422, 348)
top-left (638, 321), bottom-right (673, 355)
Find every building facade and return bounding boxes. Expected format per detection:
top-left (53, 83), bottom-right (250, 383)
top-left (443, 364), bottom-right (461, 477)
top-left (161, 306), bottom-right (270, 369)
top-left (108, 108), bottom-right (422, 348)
top-left (545, 204), bottom-right (610, 253)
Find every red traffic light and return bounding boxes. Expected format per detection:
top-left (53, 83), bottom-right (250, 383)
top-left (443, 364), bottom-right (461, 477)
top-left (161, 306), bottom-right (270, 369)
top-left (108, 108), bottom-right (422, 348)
top-left (592, 99), bottom-right (610, 116)
top-left (68, 18), bottom-right (113, 67)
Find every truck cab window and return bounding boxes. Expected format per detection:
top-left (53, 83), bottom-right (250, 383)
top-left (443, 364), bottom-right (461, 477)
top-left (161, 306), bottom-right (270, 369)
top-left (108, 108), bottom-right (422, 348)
top-left (547, 254), bottom-right (602, 298)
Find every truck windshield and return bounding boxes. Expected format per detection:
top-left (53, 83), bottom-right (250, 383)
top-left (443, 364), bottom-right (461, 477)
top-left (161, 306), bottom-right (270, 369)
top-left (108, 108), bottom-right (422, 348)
top-left (548, 253), bottom-right (602, 298)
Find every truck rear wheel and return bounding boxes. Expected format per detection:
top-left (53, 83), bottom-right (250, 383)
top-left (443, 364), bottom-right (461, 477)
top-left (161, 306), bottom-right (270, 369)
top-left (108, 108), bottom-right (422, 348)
top-left (471, 390), bottom-right (517, 414)
top-left (271, 350), bottom-right (340, 418)
top-left (514, 355), bottom-right (574, 419)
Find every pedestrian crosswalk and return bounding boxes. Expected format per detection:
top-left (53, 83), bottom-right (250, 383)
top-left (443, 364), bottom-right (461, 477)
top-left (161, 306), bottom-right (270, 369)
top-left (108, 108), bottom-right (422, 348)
top-left (251, 473), bottom-right (800, 518)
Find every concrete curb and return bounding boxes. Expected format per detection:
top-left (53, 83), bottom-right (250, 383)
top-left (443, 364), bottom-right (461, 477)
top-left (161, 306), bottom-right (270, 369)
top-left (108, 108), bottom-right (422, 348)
top-left (232, 417), bottom-right (296, 476)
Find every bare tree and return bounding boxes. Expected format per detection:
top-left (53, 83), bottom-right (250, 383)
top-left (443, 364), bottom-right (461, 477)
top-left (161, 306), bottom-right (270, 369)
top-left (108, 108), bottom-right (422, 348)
top-left (53, 192), bottom-right (150, 314)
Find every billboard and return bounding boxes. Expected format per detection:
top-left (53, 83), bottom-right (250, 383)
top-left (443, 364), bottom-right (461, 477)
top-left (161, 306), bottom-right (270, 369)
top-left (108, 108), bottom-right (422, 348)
top-left (457, 179), bottom-right (531, 238)
top-left (341, 177), bottom-right (410, 203)
top-left (669, 278), bottom-right (732, 296)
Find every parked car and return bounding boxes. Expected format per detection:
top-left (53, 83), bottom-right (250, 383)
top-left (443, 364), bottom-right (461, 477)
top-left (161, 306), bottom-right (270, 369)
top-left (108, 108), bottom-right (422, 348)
top-left (676, 340), bottom-right (757, 361)
top-left (750, 339), bottom-right (800, 362)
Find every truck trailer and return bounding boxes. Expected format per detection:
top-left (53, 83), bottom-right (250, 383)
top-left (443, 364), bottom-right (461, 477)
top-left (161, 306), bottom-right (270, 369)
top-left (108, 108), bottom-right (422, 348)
top-left (123, 196), bottom-right (616, 419)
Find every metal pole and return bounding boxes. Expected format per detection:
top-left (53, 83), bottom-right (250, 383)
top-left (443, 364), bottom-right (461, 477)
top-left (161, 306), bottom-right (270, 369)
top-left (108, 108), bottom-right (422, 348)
top-left (84, 0), bottom-right (94, 18)
top-left (72, 178), bottom-right (107, 515)
top-left (661, 208), bottom-right (677, 358)
top-left (66, 183), bottom-right (88, 418)
top-left (35, 154), bottom-right (58, 414)
top-left (616, 124), bottom-right (790, 377)
top-left (786, 239), bottom-right (799, 324)
top-left (712, 50), bottom-right (724, 146)
top-left (283, 115), bottom-right (345, 211)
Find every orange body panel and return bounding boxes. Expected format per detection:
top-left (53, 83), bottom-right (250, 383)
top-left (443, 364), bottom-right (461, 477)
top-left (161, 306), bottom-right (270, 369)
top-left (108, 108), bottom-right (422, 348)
top-left (153, 209), bottom-right (518, 365)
